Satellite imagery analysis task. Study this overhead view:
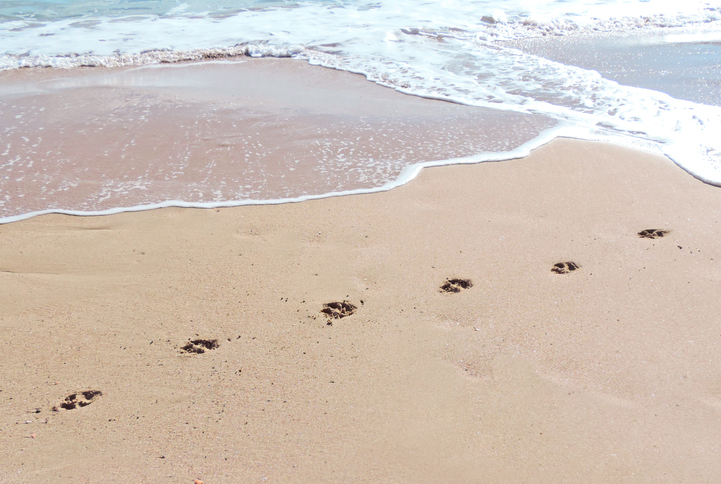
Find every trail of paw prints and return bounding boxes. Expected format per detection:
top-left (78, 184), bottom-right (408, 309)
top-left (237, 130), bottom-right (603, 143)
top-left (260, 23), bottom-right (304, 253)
top-left (181, 338), bottom-right (219, 354)
top-left (321, 301), bottom-right (357, 325)
top-left (440, 278), bottom-right (473, 293)
top-left (52, 390), bottom-right (102, 411)
top-left (551, 261), bottom-right (579, 274)
top-left (638, 229), bottom-right (670, 239)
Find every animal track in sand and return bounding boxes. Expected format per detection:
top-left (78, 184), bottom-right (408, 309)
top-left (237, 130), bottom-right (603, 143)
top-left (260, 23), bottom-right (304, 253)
top-left (321, 301), bottom-right (357, 324)
top-left (638, 229), bottom-right (670, 239)
top-left (53, 390), bottom-right (102, 411)
top-left (440, 278), bottom-right (473, 293)
top-left (181, 339), bottom-right (219, 354)
top-left (551, 262), bottom-right (579, 274)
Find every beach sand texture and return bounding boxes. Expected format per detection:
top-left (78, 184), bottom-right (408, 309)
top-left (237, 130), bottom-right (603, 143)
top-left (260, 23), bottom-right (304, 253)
top-left (2, 136), bottom-right (721, 482)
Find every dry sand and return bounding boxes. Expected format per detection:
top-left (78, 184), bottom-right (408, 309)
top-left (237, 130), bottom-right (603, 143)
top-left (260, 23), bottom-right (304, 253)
top-left (2, 138), bottom-right (721, 482)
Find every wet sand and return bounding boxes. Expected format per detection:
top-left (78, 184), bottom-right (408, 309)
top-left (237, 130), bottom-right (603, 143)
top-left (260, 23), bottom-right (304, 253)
top-left (0, 59), bottom-right (555, 221)
top-left (2, 137), bottom-right (721, 482)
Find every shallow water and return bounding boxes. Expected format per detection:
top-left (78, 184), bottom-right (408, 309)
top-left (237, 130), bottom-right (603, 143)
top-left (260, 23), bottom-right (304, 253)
top-left (0, 60), bottom-right (556, 222)
top-left (506, 29), bottom-right (721, 107)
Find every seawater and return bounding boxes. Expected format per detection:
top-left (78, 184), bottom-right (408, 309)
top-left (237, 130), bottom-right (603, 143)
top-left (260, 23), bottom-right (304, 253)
top-left (1, 0), bottom-right (721, 222)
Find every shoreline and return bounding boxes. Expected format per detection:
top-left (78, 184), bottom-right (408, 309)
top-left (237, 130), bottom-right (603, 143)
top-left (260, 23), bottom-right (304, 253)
top-left (4, 55), bottom-right (721, 227)
top-left (2, 56), bottom-right (720, 227)
top-left (0, 128), bottom-right (576, 226)
top-left (0, 126), bottom-right (705, 226)
top-left (2, 138), bottom-right (721, 482)
top-left (0, 58), bottom-right (558, 223)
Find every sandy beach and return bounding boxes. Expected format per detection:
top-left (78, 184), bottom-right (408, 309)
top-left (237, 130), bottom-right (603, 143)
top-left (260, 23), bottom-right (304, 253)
top-left (2, 134), bottom-right (721, 482)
